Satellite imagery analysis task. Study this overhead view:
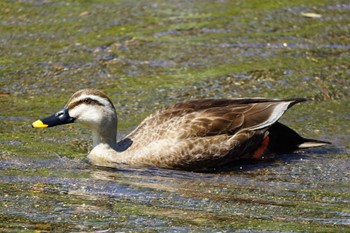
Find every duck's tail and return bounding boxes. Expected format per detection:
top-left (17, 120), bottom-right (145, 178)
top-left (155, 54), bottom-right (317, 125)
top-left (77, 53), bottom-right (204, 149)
top-left (267, 122), bottom-right (330, 153)
top-left (296, 139), bottom-right (331, 149)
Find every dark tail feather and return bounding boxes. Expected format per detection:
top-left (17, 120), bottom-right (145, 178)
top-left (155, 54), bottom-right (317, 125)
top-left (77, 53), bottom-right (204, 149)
top-left (267, 122), bottom-right (330, 153)
top-left (286, 98), bottom-right (308, 108)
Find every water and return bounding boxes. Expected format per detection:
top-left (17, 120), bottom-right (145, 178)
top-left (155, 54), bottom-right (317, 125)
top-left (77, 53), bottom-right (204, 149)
top-left (1, 0), bottom-right (349, 232)
top-left (1, 150), bottom-right (349, 231)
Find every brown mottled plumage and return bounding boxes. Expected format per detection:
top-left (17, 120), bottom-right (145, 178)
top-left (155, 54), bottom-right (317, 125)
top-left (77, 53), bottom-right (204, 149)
top-left (32, 89), bottom-right (330, 171)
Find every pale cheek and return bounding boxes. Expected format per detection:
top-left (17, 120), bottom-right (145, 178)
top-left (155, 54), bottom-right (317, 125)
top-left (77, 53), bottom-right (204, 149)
top-left (83, 111), bottom-right (103, 125)
top-left (68, 105), bottom-right (83, 119)
top-left (69, 106), bottom-right (102, 126)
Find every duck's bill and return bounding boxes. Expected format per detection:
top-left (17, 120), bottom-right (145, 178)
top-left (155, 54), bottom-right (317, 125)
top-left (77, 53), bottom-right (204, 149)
top-left (32, 107), bottom-right (75, 128)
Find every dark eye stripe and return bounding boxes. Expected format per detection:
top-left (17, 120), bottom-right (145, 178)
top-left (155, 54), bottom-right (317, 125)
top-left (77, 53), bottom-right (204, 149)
top-left (68, 98), bottom-right (104, 109)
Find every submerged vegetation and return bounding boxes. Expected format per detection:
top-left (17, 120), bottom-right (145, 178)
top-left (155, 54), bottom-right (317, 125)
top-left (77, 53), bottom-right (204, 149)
top-left (0, 0), bottom-right (349, 231)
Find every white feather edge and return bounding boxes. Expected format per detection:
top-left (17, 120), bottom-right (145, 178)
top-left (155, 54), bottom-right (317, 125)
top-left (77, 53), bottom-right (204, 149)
top-left (248, 101), bottom-right (293, 130)
top-left (297, 142), bottom-right (329, 148)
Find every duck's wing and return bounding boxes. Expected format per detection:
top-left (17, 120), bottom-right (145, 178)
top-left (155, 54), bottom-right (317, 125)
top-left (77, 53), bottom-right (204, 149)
top-left (125, 98), bottom-right (306, 142)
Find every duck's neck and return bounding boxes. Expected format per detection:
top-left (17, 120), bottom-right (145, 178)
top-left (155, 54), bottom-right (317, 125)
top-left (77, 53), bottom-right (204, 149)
top-left (88, 127), bottom-right (121, 167)
top-left (92, 128), bottom-right (117, 149)
top-left (85, 109), bottom-right (125, 167)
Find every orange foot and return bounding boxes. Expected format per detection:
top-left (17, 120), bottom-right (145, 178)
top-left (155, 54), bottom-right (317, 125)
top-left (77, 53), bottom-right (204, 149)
top-left (252, 136), bottom-right (270, 160)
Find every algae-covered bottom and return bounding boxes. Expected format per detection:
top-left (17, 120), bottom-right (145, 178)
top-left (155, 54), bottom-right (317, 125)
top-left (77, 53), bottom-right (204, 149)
top-left (1, 0), bottom-right (350, 232)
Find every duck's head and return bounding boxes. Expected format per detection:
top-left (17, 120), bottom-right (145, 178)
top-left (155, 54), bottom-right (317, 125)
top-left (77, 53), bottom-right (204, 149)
top-left (32, 89), bottom-right (117, 131)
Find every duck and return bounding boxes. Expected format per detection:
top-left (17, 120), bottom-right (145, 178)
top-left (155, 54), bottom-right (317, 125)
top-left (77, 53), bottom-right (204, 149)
top-left (32, 89), bottom-right (329, 171)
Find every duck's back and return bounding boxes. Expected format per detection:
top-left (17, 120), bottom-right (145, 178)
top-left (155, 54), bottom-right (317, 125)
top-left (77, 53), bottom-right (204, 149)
top-left (125, 98), bottom-right (303, 142)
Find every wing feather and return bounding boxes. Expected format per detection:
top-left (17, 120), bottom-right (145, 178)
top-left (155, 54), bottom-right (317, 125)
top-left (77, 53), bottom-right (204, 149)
top-left (124, 98), bottom-right (304, 144)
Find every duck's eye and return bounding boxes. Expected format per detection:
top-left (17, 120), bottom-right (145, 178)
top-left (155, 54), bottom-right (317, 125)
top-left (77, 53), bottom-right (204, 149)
top-left (81, 98), bottom-right (104, 106)
top-left (83, 98), bottom-right (97, 104)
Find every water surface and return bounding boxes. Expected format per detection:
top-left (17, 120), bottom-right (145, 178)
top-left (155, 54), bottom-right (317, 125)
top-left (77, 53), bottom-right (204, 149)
top-left (0, 0), bottom-right (349, 232)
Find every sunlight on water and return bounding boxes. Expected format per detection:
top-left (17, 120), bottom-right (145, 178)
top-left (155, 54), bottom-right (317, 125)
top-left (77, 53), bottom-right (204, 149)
top-left (0, 0), bottom-right (349, 232)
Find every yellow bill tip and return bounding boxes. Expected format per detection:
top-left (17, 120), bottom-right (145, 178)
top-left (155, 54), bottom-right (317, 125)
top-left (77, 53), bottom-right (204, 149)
top-left (32, 120), bottom-right (48, 128)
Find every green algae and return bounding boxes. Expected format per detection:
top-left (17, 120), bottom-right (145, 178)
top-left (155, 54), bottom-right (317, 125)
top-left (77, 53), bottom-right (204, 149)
top-left (0, 0), bottom-right (350, 232)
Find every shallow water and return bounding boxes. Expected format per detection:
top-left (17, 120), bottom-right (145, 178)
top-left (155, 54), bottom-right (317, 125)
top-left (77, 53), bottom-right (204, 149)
top-left (1, 0), bottom-right (350, 232)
